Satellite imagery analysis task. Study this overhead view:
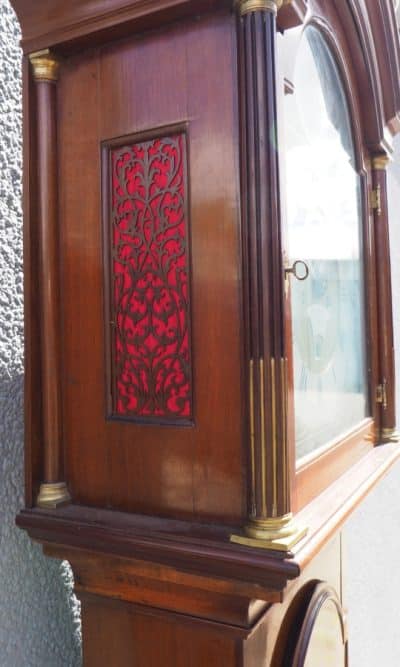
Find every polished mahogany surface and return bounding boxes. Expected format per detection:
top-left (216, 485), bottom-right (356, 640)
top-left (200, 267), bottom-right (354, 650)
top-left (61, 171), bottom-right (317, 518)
top-left (12, 0), bottom-right (400, 665)
top-left (18, 0), bottom-right (400, 533)
top-left (81, 595), bottom-right (239, 667)
top-left (57, 12), bottom-right (245, 523)
top-left (11, 0), bottom-right (232, 54)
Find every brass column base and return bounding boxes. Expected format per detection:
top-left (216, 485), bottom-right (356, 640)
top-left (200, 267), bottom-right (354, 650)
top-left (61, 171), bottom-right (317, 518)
top-left (36, 482), bottom-right (71, 508)
top-left (381, 428), bottom-right (400, 443)
top-left (231, 514), bottom-right (307, 552)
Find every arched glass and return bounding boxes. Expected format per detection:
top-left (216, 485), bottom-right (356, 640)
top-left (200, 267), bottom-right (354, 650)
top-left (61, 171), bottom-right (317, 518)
top-left (282, 26), bottom-right (368, 460)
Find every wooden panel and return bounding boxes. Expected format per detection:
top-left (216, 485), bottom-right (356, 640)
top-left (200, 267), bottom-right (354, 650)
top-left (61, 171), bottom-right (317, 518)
top-left (81, 595), bottom-right (238, 667)
top-left (58, 13), bottom-right (244, 523)
top-left (44, 540), bottom-right (270, 627)
top-left (75, 535), bottom-right (341, 667)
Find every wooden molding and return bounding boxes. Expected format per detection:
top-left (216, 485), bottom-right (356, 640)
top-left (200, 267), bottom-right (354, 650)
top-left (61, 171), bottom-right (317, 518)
top-left (366, 0), bottom-right (400, 136)
top-left (44, 546), bottom-right (270, 631)
top-left (16, 505), bottom-right (299, 602)
top-left (16, 441), bottom-right (400, 601)
top-left (333, 0), bottom-right (399, 152)
top-left (277, 0), bottom-right (400, 150)
top-left (277, 0), bottom-right (308, 30)
top-left (10, 0), bottom-right (232, 54)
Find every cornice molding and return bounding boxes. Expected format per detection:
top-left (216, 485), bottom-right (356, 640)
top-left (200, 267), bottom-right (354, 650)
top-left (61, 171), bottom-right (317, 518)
top-left (10, 0), bottom-right (232, 55)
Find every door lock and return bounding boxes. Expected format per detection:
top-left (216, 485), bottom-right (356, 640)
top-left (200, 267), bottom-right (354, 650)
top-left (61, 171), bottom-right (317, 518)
top-left (284, 260), bottom-right (309, 281)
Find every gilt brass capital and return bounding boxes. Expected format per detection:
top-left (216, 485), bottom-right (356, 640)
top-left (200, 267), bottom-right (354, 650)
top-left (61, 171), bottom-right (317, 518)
top-left (239, 0), bottom-right (283, 16)
top-left (37, 481), bottom-right (71, 508)
top-left (372, 154), bottom-right (391, 171)
top-left (29, 49), bottom-right (60, 83)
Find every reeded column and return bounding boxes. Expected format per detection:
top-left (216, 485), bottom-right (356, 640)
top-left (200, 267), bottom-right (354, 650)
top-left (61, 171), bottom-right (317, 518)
top-left (372, 154), bottom-right (399, 443)
top-left (231, 0), bottom-right (306, 551)
top-left (29, 50), bottom-right (70, 507)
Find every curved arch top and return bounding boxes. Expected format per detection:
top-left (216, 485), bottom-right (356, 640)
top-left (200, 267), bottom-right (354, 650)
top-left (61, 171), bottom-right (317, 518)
top-left (279, 0), bottom-right (400, 152)
top-left (363, 0), bottom-right (400, 137)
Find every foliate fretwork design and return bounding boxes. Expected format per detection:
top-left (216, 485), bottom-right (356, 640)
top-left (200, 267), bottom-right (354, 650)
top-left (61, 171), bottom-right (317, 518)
top-left (110, 133), bottom-right (192, 421)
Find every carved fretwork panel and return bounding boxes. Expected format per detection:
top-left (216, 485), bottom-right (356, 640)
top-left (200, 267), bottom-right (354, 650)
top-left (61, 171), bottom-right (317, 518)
top-left (104, 131), bottom-right (193, 423)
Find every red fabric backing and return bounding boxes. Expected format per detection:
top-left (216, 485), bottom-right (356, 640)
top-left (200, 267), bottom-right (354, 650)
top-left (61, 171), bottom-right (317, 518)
top-left (111, 134), bottom-right (192, 419)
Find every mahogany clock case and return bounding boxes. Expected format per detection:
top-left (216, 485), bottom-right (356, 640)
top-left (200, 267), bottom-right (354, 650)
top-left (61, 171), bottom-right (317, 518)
top-left (10, 0), bottom-right (400, 665)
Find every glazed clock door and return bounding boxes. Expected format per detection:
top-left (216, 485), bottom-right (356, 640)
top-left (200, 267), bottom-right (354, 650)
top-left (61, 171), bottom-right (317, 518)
top-left (279, 24), bottom-right (371, 481)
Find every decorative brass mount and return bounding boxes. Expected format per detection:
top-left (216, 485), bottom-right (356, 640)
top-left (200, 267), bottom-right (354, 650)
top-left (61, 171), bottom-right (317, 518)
top-left (238, 0), bottom-right (283, 15)
top-left (231, 514), bottom-right (307, 552)
top-left (371, 185), bottom-right (382, 215)
top-left (372, 155), bottom-right (391, 170)
top-left (376, 381), bottom-right (388, 410)
top-left (29, 49), bottom-right (60, 83)
top-left (231, 355), bottom-right (307, 553)
top-left (381, 428), bottom-right (400, 443)
top-left (37, 482), bottom-right (71, 508)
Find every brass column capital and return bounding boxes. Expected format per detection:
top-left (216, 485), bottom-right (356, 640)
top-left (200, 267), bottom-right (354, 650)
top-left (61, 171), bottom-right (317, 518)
top-left (238, 0), bottom-right (283, 16)
top-left (372, 154), bottom-right (391, 170)
top-left (37, 482), bottom-right (71, 508)
top-left (29, 49), bottom-right (60, 83)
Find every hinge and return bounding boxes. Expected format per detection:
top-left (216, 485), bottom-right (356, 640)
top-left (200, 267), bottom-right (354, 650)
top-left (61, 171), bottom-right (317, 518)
top-left (371, 185), bottom-right (382, 215)
top-left (376, 380), bottom-right (387, 409)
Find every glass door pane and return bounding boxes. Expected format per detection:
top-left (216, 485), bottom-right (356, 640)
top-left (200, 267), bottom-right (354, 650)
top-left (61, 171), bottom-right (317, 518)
top-left (281, 26), bottom-right (368, 460)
